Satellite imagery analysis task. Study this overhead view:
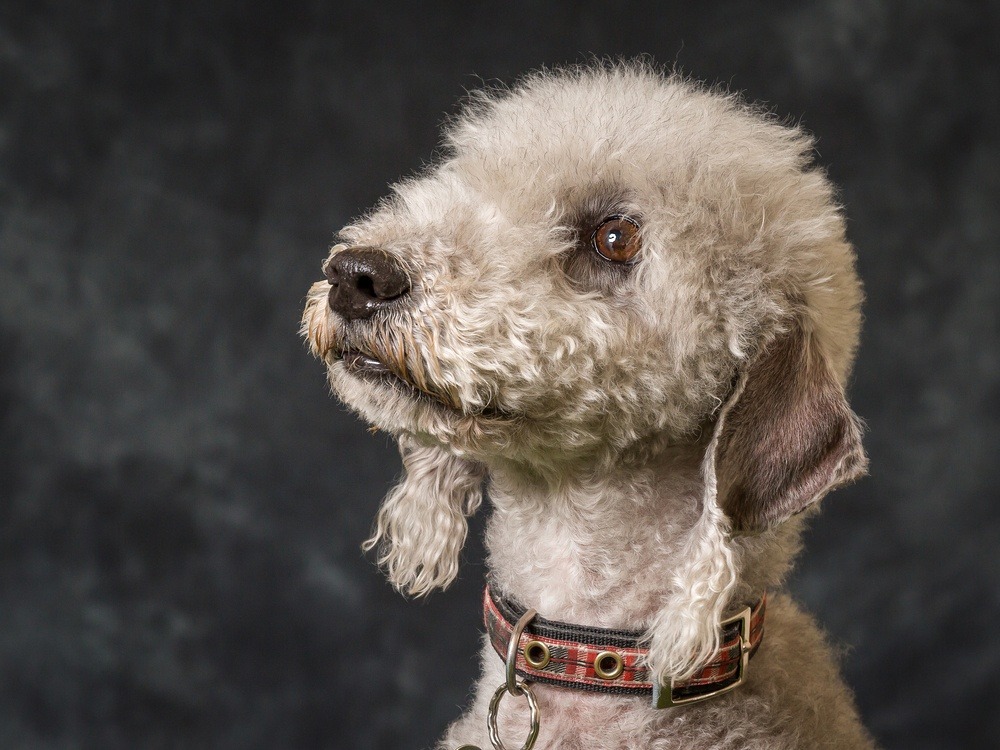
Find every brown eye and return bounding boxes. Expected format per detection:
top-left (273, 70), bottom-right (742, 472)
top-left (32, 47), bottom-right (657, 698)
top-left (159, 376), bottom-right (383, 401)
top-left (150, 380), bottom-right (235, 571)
top-left (592, 215), bottom-right (641, 263)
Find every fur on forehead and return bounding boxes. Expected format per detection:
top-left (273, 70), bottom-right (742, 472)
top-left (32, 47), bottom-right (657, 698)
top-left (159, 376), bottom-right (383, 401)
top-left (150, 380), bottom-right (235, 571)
top-left (325, 63), bottom-right (862, 468)
top-left (450, 66), bottom-right (859, 364)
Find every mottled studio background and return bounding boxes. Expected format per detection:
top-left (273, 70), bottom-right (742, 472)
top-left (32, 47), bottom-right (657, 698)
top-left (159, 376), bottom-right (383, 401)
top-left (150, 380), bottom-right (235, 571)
top-left (1, 1), bottom-right (998, 748)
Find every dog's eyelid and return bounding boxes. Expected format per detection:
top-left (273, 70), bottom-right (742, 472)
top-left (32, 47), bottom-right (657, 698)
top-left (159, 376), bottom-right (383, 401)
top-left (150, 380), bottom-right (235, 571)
top-left (601, 212), bottom-right (641, 224)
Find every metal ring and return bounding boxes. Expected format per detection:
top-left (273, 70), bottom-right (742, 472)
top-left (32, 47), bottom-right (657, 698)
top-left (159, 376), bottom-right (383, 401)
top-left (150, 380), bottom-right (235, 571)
top-left (505, 608), bottom-right (537, 695)
top-left (593, 650), bottom-right (624, 680)
top-left (523, 640), bottom-right (550, 670)
top-left (487, 681), bottom-right (540, 750)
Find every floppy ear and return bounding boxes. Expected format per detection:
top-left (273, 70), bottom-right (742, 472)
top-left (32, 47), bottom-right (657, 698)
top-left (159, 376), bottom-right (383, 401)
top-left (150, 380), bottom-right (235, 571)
top-left (713, 320), bottom-right (867, 534)
top-left (362, 434), bottom-right (487, 597)
top-left (644, 319), bottom-right (867, 684)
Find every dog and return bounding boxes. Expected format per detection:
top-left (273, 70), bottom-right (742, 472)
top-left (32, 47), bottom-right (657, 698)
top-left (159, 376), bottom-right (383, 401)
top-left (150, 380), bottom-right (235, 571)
top-left (303, 63), bottom-right (877, 750)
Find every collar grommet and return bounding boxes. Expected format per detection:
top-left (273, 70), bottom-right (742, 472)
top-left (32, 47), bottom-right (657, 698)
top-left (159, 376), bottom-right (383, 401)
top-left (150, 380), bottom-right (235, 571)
top-left (523, 640), bottom-right (550, 669)
top-left (594, 651), bottom-right (624, 680)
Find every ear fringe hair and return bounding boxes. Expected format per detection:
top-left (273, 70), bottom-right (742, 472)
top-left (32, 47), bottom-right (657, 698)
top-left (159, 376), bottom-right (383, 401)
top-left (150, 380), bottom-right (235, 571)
top-left (641, 378), bottom-right (744, 684)
top-left (362, 434), bottom-right (486, 597)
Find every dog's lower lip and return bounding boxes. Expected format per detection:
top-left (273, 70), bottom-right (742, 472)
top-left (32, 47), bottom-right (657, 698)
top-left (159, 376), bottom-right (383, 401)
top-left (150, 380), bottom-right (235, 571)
top-left (338, 346), bottom-right (441, 405)
top-left (341, 348), bottom-right (391, 375)
top-left (335, 347), bottom-right (510, 420)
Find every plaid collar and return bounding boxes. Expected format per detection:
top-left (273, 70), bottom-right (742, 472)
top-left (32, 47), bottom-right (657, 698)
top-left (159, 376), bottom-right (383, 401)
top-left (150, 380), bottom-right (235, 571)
top-left (485, 584), bottom-right (766, 708)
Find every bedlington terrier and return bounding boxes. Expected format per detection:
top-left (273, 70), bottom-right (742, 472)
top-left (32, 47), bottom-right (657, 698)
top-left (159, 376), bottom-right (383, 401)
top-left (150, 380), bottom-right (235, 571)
top-left (303, 63), bottom-right (877, 750)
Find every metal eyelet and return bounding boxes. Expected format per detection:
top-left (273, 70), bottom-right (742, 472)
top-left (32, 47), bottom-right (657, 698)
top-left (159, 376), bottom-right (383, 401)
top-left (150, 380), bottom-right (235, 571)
top-left (523, 640), bottom-right (550, 670)
top-left (593, 651), bottom-right (624, 680)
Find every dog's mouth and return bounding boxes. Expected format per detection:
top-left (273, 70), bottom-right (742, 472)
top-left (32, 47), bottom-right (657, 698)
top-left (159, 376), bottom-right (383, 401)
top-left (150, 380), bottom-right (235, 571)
top-left (333, 346), bottom-right (456, 412)
top-left (341, 347), bottom-right (394, 378)
top-left (337, 346), bottom-right (419, 390)
top-left (333, 345), bottom-right (514, 421)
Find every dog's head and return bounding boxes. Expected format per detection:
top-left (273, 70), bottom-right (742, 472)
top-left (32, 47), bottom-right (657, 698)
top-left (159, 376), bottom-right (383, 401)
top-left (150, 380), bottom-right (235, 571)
top-left (303, 65), bottom-right (866, 597)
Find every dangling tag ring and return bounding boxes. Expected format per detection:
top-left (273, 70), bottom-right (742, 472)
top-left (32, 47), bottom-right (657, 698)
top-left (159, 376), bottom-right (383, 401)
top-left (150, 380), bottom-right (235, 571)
top-left (487, 680), bottom-right (540, 750)
top-left (456, 607), bottom-right (542, 750)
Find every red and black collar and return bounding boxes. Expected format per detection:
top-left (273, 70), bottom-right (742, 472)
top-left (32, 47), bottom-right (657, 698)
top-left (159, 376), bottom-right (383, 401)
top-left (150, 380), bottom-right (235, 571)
top-left (484, 585), bottom-right (766, 708)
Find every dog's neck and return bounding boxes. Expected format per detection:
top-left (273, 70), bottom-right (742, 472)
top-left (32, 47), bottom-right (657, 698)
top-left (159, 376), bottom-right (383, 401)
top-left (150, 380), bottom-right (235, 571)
top-left (482, 442), bottom-right (801, 632)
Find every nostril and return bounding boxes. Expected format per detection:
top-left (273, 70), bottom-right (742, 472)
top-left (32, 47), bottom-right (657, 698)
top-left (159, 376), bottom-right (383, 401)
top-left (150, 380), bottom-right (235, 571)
top-left (356, 274), bottom-right (376, 298)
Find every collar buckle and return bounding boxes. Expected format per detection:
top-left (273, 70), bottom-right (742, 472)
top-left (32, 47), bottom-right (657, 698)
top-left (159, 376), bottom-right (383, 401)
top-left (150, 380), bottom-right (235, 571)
top-left (653, 606), bottom-right (753, 709)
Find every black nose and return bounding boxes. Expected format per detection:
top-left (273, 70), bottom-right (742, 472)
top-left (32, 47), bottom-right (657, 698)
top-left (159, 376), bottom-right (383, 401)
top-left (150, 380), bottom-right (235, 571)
top-left (325, 246), bottom-right (411, 320)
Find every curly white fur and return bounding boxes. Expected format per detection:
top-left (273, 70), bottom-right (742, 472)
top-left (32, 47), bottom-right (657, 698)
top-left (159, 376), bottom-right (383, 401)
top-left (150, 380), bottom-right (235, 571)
top-left (362, 434), bottom-right (485, 597)
top-left (303, 61), bottom-right (876, 749)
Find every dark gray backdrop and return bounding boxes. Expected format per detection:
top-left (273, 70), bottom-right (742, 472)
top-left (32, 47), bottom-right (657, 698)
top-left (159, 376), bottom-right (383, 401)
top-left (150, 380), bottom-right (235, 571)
top-left (1, 1), bottom-right (998, 748)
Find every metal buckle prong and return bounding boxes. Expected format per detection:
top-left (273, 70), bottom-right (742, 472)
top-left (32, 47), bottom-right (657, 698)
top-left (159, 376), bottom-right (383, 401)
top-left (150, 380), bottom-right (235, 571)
top-left (652, 605), bottom-right (752, 709)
